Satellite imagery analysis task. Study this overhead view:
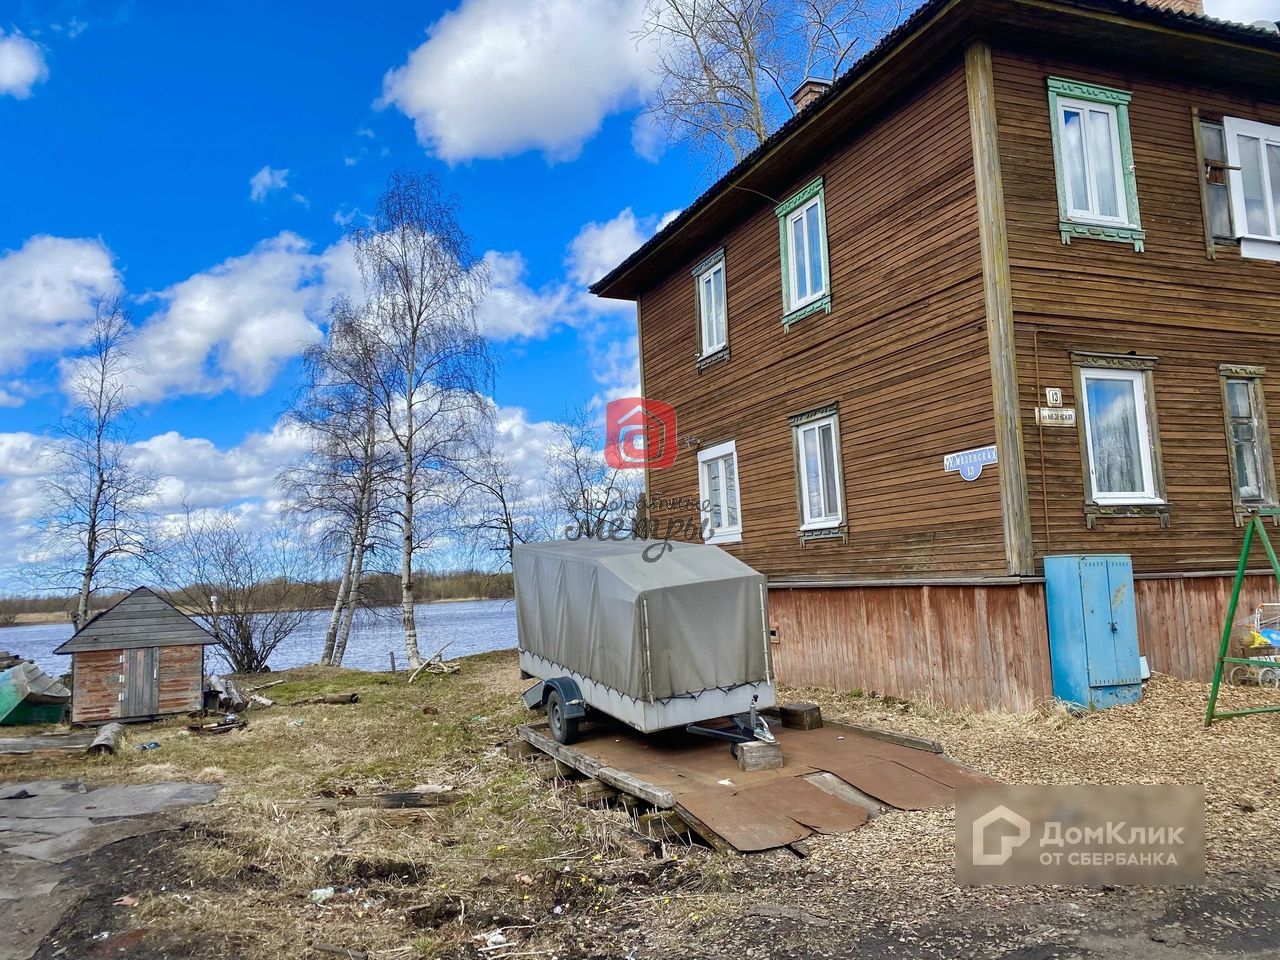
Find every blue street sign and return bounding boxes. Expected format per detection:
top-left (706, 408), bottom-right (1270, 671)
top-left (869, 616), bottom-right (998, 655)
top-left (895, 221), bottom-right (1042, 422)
top-left (943, 444), bottom-right (998, 482)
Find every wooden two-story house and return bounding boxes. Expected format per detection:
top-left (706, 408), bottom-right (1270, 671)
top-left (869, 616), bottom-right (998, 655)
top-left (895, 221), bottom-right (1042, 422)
top-left (591, 0), bottom-right (1280, 709)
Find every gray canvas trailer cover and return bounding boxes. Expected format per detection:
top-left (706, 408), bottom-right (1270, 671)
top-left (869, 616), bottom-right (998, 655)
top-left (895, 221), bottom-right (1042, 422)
top-left (513, 539), bottom-right (775, 733)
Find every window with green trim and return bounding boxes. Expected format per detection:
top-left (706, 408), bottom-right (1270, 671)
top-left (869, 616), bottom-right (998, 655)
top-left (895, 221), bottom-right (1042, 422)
top-left (1046, 77), bottom-right (1145, 251)
top-left (775, 177), bottom-right (831, 327)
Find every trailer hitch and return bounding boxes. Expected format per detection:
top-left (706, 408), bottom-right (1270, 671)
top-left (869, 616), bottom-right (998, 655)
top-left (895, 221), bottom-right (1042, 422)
top-left (685, 695), bottom-right (776, 746)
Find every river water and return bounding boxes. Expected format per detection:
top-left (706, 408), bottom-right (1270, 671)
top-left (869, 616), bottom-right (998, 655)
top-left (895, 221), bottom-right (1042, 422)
top-left (0, 599), bottom-right (518, 676)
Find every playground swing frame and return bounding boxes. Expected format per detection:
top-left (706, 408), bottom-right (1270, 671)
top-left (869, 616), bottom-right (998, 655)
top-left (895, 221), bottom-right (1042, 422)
top-left (1205, 511), bottom-right (1280, 726)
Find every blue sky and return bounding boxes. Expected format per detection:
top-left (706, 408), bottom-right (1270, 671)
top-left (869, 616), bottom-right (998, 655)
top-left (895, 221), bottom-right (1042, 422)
top-left (0, 0), bottom-right (1275, 589)
top-left (0, 0), bottom-right (708, 587)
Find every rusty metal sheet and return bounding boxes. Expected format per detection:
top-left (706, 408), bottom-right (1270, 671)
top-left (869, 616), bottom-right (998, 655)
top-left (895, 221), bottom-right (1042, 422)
top-left (773, 724), bottom-right (995, 810)
top-left (735, 777), bottom-right (869, 834)
top-left (538, 718), bottom-right (993, 851)
top-left (676, 788), bottom-right (809, 852)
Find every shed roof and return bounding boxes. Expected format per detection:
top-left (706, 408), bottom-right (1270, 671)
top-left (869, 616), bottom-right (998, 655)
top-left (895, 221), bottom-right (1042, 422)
top-left (54, 587), bottom-right (217, 655)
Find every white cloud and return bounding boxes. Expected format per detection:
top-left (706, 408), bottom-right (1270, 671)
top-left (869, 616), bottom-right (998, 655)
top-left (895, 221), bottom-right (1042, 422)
top-left (630, 112), bottom-right (667, 163)
top-left (566, 207), bottom-right (678, 290)
top-left (133, 420), bottom-right (311, 512)
top-left (476, 251), bottom-right (572, 340)
top-left (0, 235), bottom-right (121, 373)
top-left (248, 165), bottom-right (291, 202)
top-left (473, 206), bottom-right (670, 403)
top-left (1205, 0), bottom-right (1280, 23)
top-left (0, 29), bottom-right (48, 98)
top-left (128, 233), bottom-right (358, 402)
top-left (0, 420), bottom-right (311, 586)
top-left (379, 0), bottom-right (656, 162)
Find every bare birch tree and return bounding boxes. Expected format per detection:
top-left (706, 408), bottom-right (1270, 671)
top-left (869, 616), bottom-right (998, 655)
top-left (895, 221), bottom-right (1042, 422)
top-left (637, 0), bottom-right (904, 168)
top-left (284, 297), bottom-right (393, 667)
top-left (350, 172), bottom-right (493, 668)
top-left (32, 297), bottom-right (155, 627)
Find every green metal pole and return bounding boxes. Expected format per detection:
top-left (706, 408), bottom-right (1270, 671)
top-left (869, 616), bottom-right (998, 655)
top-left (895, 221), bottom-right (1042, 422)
top-left (1205, 517), bottom-right (1257, 726)
top-left (1256, 521), bottom-right (1280, 581)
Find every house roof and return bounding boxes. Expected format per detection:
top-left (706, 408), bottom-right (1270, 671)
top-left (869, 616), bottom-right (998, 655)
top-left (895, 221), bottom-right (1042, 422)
top-left (54, 586), bottom-right (217, 654)
top-left (590, 0), bottom-right (1280, 301)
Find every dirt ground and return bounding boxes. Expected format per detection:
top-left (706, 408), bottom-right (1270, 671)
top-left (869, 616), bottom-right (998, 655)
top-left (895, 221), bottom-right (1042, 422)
top-left (7, 650), bottom-right (1280, 959)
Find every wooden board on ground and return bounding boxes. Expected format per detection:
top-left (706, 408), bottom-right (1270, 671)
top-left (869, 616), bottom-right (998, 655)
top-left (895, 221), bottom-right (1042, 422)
top-left (515, 717), bottom-right (995, 853)
top-left (0, 733), bottom-right (95, 757)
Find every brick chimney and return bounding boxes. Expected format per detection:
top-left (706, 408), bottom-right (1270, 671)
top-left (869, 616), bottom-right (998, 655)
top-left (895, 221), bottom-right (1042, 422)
top-left (1141, 0), bottom-right (1205, 16)
top-left (790, 78), bottom-right (833, 113)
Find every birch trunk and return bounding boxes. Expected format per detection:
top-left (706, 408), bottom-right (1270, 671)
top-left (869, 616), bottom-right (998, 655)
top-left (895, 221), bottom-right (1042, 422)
top-left (401, 385), bottom-right (422, 668)
top-left (322, 534), bottom-right (357, 665)
top-left (333, 478), bottom-right (373, 667)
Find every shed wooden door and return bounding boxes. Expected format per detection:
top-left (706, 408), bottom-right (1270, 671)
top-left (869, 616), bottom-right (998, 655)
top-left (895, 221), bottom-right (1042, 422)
top-left (122, 647), bottom-right (158, 717)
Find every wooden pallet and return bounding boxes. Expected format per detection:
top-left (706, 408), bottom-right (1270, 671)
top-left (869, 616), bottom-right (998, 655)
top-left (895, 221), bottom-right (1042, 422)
top-left (515, 723), bottom-right (730, 851)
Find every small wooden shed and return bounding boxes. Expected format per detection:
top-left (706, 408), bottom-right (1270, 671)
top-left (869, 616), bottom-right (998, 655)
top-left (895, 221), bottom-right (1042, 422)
top-left (54, 587), bottom-right (217, 725)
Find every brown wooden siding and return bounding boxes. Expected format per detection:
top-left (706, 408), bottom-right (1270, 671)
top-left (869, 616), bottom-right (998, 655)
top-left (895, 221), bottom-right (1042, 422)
top-left (70, 643), bottom-right (204, 723)
top-left (770, 570), bottom-right (1272, 707)
top-left (640, 60), bottom-right (1007, 581)
top-left (157, 644), bottom-right (203, 714)
top-left (770, 583), bottom-right (1052, 710)
top-left (1136, 574), bottom-right (1280, 681)
top-left (992, 48), bottom-right (1280, 576)
top-left (71, 650), bottom-right (123, 724)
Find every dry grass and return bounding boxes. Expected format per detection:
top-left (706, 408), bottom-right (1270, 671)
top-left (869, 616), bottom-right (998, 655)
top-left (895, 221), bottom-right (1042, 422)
top-left (7, 657), bottom-right (1280, 958)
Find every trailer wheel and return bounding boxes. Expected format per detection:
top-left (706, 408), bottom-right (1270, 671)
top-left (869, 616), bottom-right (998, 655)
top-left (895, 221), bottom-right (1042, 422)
top-left (546, 688), bottom-right (579, 745)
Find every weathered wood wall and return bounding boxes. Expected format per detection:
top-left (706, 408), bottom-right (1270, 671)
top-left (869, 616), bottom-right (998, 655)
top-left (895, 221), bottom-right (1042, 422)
top-left (993, 47), bottom-right (1280, 575)
top-left (770, 572), bottom-right (1274, 708)
top-left (71, 643), bottom-right (204, 724)
top-left (1135, 574), bottom-right (1280, 680)
top-left (769, 583), bottom-right (1053, 710)
top-left (640, 60), bottom-right (1007, 580)
top-left (156, 644), bottom-right (204, 715)
top-left (71, 649), bottom-right (123, 724)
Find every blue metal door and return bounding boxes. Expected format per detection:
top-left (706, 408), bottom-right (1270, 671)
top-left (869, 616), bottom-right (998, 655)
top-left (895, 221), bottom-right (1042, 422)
top-left (1045, 555), bottom-right (1142, 709)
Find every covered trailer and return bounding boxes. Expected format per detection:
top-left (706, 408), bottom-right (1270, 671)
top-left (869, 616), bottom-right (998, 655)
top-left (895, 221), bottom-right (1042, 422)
top-left (513, 539), bottom-right (775, 743)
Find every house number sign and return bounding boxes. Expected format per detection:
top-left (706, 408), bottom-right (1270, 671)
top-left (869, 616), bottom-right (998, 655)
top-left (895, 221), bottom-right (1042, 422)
top-left (943, 444), bottom-right (998, 481)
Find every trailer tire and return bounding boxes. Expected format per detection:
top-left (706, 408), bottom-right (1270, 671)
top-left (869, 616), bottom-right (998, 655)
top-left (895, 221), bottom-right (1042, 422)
top-left (546, 688), bottom-right (579, 745)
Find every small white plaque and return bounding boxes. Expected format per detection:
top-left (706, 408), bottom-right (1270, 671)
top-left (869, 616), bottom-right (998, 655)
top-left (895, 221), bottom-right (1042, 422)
top-left (1045, 387), bottom-right (1063, 407)
top-left (1036, 407), bottom-right (1076, 427)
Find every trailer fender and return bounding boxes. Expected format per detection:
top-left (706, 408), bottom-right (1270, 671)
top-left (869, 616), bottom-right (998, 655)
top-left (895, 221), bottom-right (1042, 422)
top-left (528, 677), bottom-right (586, 719)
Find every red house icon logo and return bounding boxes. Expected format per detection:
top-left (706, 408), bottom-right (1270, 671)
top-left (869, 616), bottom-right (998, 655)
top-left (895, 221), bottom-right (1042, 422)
top-left (605, 397), bottom-right (678, 469)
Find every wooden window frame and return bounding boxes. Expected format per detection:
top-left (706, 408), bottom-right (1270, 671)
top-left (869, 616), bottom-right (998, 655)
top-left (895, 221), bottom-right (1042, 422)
top-left (1193, 111), bottom-right (1237, 259)
top-left (1046, 77), bottom-right (1145, 252)
top-left (1071, 353), bottom-right (1168, 525)
top-left (1223, 116), bottom-right (1280, 262)
top-left (691, 248), bottom-right (728, 361)
top-left (1219, 364), bottom-right (1277, 522)
top-left (696, 439), bottom-right (743, 545)
top-left (788, 406), bottom-right (845, 534)
top-left (775, 177), bottom-right (832, 329)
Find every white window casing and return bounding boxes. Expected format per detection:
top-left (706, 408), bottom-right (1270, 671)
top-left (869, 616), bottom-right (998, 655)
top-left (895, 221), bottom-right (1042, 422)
top-left (1223, 116), bottom-right (1280, 261)
top-left (1079, 367), bottom-right (1162, 505)
top-left (1056, 96), bottom-right (1129, 227)
top-left (697, 259), bottom-right (727, 356)
top-left (793, 414), bottom-right (844, 530)
top-left (786, 197), bottom-right (828, 312)
top-left (697, 440), bottom-right (742, 544)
